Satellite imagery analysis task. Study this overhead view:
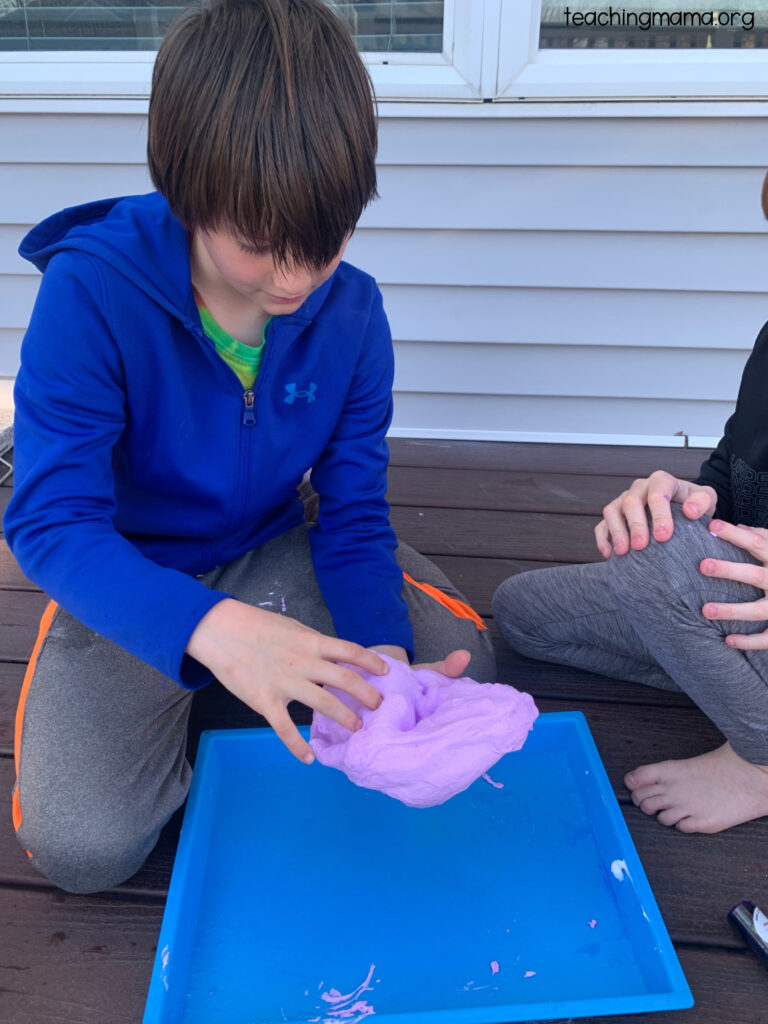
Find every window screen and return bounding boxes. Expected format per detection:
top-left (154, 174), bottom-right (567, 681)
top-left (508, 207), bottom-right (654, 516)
top-left (0, 0), bottom-right (444, 52)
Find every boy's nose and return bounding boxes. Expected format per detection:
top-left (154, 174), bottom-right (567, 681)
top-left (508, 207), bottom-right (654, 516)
top-left (272, 264), bottom-right (314, 295)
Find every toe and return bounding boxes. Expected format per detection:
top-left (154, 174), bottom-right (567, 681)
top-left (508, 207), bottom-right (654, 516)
top-left (675, 815), bottom-right (706, 834)
top-left (629, 783), bottom-right (664, 809)
top-left (625, 762), bottom-right (665, 791)
top-left (637, 793), bottom-right (671, 816)
top-left (657, 806), bottom-right (687, 828)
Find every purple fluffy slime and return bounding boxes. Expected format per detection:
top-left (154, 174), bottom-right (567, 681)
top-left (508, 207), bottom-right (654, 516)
top-left (310, 654), bottom-right (538, 808)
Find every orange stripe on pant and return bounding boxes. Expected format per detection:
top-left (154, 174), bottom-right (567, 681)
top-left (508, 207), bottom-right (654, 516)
top-left (402, 572), bottom-right (486, 631)
top-left (12, 599), bottom-right (58, 839)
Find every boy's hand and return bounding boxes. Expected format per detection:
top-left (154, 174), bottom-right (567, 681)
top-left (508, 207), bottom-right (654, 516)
top-left (595, 471), bottom-right (717, 558)
top-left (700, 521), bottom-right (768, 649)
top-left (372, 645), bottom-right (471, 677)
top-left (187, 598), bottom-right (387, 763)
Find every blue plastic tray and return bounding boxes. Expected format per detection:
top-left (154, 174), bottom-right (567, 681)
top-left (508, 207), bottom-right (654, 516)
top-left (143, 712), bottom-right (692, 1023)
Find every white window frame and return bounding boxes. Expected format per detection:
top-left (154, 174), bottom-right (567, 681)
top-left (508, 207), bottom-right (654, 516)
top-left (0, 0), bottom-right (489, 107)
top-left (496, 0), bottom-right (768, 100)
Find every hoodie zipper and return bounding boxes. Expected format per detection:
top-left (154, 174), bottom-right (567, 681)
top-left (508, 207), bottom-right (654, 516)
top-left (231, 320), bottom-right (278, 527)
top-left (242, 389), bottom-right (256, 426)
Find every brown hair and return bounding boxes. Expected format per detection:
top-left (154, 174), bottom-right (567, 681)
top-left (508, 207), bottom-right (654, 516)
top-left (148, 0), bottom-right (378, 269)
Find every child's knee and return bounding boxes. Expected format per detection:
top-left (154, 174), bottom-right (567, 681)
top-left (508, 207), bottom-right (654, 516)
top-left (464, 626), bottom-right (497, 683)
top-left (604, 505), bottom-right (713, 599)
top-left (17, 810), bottom-right (156, 894)
top-left (492, 572), bottom-right (549, 658)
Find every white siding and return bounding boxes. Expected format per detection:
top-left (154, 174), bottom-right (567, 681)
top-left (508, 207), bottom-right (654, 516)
top-left (2, 110), bottom-right (768, 445)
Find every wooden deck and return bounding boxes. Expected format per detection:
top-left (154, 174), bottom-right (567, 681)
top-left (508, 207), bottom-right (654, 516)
top-left (2, 438), bottom-right (768, 1023)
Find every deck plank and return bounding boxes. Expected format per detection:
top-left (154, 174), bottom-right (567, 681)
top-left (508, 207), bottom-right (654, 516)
top-left (391, 466), bottom-right (638, 516)
top-left (0, 589), bottom-right (49, 663)
top-left (387, 465), bottom-right (636, 515)
top-left (390, 507), bottom-right (602, 562)
top-left (0, 540), bottom-right (38, 590)
top-left (387, 438), bottom-right (708, 478)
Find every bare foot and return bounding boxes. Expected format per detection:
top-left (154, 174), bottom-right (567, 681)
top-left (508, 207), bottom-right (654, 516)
top-left (624, 742), bottom-right (768, 834)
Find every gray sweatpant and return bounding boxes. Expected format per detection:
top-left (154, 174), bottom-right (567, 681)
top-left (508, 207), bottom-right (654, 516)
top-left (15, 524), bottom-right (495, 893)
top-left (493, 505), bottom-right (768, 767)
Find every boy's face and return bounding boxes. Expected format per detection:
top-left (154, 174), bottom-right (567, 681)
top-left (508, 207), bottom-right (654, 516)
top-left (193, 228), bottom-right (348, 317)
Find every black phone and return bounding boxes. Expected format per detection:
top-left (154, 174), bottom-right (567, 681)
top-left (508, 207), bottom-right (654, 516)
top-left (728, 900), bottom-right (768, 968)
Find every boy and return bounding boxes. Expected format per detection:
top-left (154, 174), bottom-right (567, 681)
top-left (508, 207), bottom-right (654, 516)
top-left (493, 187), bottom-right (768, 834)
top-left (6, 0), bottom-right (495, 893)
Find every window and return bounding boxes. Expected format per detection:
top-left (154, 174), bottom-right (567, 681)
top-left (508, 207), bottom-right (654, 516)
top-left (497, 0), bottom-right (768, 100)
top-left (0, 0), bottom-right (444, 52)
top-left (4, 0), bottom-right (767, 105)
top-left (0, 0), bottom-right (483, 102)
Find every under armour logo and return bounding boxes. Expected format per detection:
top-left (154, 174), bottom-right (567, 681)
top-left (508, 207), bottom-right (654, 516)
top-left (284, 382), bottom-right (317, 405)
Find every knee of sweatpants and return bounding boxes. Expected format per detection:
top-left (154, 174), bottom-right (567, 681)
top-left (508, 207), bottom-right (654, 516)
top-left (602, 505), bottom-right (714, 606)
top-left (463, 624), bottom-right (497, 683)
top-left (17, 810), bottom-right (157, 894)
top-left (492, 572), bottom-right (549, 660)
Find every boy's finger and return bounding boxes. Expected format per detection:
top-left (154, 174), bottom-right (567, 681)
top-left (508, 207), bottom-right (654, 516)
top-left (709, 520), bottom-right (768, 559)
top-left (314, 660), bottom-right (383, 710)
top-left (645, 489), bottom-right (674, 541)
top-left (601, 505), bottom-right (631, 555)
top-left (414, 648), bottom-right (471, 677)
top-left (700, 558), bottom-right (768, 590)
top-left (682, 485), bottom-right (716, 519)
top-left (594, 520), bottom-right (612, 559)
top-left (725, 629), bottom-right (768, 649)
top-left (621, 494), bottom-right (652, 550)
top-left (267, 707), bottom-right (316, 764)
top-left (330, 641), bottom-right (389, 677)
top-left (702, 596), bottom-right (768, 621)
top-left (302, 682), bottom-right (363, 732)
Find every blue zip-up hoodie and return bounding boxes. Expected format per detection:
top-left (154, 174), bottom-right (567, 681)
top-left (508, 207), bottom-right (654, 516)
top-left (5, 193), bottom-right (413, 686)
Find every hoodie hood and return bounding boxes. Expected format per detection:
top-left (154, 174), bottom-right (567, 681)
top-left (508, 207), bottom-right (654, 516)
top-left (18, 192), bottom-right (335, 331)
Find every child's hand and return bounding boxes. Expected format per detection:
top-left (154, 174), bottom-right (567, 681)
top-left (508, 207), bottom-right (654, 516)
top-left (187, 599), bottom-right (387, 762)
top-left (699, 521), bottom-right (768, 649)
top-left (372, 645), bottom-right (471, 677)
top-left (595, 471), bottom-right (717, 558)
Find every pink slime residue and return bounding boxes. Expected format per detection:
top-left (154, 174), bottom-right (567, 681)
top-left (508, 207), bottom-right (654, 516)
top-left (481, 773), bottom-right (504, 789)
top-left (524, 971), bottom-right (536, 979)
top-left (313, 964), bottom-right (376, 1023)
top-left (490, 961), bottom-right (499, 976)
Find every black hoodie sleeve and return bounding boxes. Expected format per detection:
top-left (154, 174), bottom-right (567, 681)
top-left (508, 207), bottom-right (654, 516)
top-left (695, 429), bottom-right (733, 523)
top-left (695, 320), bottom-right (768, 525)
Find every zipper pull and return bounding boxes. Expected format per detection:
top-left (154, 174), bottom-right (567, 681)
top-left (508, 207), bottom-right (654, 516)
top-left (242, 389), bottom-right (256, 426)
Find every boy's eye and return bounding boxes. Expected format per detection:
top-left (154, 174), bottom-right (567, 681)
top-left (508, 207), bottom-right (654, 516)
top-left (239, 242), bottom-right (271, 256)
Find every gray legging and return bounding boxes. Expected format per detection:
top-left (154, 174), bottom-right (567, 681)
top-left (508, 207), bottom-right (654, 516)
top-left (14, 524), bottom-right (495, 894)
top-left (493, 505), bottom-right (768, 766)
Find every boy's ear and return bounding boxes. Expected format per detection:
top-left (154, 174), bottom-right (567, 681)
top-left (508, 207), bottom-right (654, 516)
top-left (762, 170), bottom-right (768, 221)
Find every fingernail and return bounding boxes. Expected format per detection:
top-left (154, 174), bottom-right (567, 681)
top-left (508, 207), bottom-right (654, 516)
top-left (688, 504), bottom-right (698, 514)
top-left (625, 772), bottom-right (635, 785)
top-left (303, 751), bottom-right (315, 764)
top-left (703, 603), bottom-right (717, 617)
top-left (353, 718), bottom-right (363, 731)
top-left (709, 520), bottom-right (723, 534)
top-left (701, 559), bottom-right (716, 574)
